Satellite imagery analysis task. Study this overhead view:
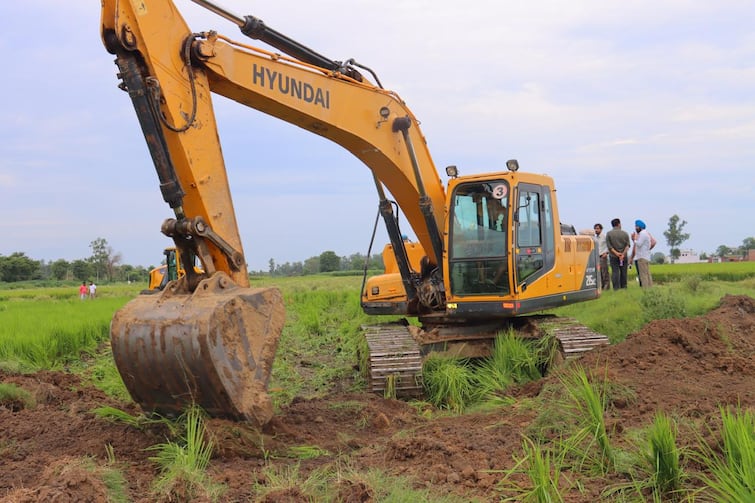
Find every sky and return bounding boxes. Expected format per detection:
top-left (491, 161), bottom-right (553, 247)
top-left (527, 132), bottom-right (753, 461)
top-left (1, 0), bottom-right (753, 271)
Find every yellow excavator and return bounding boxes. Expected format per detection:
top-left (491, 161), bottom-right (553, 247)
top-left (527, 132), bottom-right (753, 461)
top-left (145, 247), bottom-right (204, 292)
top-left (101, 0), bottom-right (605, 425)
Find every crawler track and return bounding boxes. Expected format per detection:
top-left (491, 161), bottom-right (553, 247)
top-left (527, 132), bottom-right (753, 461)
top-left (362, 324), bottom-right (424, 398)
top-left (362, 316), bottom-right (609, 399)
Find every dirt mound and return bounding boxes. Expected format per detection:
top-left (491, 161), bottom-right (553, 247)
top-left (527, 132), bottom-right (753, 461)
top-left (578, 294), bottom-right (754, 424)
top-left (1, 295), bottom-right (753, 502)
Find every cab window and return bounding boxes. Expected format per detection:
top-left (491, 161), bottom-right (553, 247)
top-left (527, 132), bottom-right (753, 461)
top-left (449, 181), bottom-right (510, 296)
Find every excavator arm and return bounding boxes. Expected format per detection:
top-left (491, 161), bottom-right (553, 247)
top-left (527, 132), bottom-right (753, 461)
top-left (100, 0), bottom-right (449, 424)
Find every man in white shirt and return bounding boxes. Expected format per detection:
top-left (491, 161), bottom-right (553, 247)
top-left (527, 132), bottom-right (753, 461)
top-left (631, 220), bottom-right (653, 287)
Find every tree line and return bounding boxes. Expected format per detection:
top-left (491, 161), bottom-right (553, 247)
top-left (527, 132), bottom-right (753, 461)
top-left (266, 250), bottom-right (384, 277)
top-left (0, 238), bottom-right (385, 283)
top-left (0, 238), bottom-right (149, 283)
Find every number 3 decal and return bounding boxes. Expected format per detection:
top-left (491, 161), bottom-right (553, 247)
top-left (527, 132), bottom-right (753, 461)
top-left (492, 184), bottom-right (507, 199)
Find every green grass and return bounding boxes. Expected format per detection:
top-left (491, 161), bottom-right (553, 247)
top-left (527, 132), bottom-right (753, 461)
top-left (650, 261), bottom-right (755, 283)
top-left (696, 405), bottom-right (755, 502)
top-left (607, 411), bottom-right (688, 501)
top-left (0, 286), bottom-right (134, 370)
top-left (0, 382), bottom-right (36, 410)
top-left (147, 405), bottom-right (225, 501)
top-left (498, 436), bottom-right (568, 503)
top-left (557, 365), bottom-right (614, 475)
top-left (252, 462), bottom-right (478, 502)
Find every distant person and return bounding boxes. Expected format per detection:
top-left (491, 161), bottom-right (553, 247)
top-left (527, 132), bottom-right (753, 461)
top-left (631, 220), bottom-right (654, 288)
top-left (605, 218), bottom-right (631, 289)
top-left (89, 281), bottom-right (97, 299)
top-left (79, 281), bottom-right (88, 301)
top-left (593, 223), bottom-right (610, 290)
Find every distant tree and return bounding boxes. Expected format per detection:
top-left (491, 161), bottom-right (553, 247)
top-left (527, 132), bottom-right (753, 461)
top-left (268, 258), bottom-right (275, 276)
top-left (105, 248), bottom-right (122, 282)
top-left (0, 252), bottom-right (41, 282)
top-left (742, 237), bottom-right (755, 257)
top-left (319, 251), bottom-right (340, 272)
top-left (651, 252), bottom-right (666, 264)
top-left (71, 259), bottom-right (92, 281)
top-left (699, 252), bottom-right (708, 261)
top-left (715, 245), bottom-right (732, 258)
top-left (341, 252), bottom-right (370, 271)
top-left (663, 215), bottom-right (690, 264)
top-left (50, 259), bottom-right (71, 280)
top-left (303, 256), bottom-right (319, 275)
top-left (89, 238), bottom-right (110, 281)
top-left (369, 253), bottom-right (384, 271)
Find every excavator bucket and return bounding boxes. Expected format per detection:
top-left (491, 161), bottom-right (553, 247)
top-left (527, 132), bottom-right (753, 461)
top-left (111, 273), bottom-right (285, 426)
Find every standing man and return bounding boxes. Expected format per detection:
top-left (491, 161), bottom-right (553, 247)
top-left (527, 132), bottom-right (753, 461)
top-left (79, 281), bottom-right (88, 301)
top-left (605, 218), bottom-right (631, 289)
top-left (593, 223), bottom-right (610, 290)
top-left (631, 219), bottom-right (653, 288)
top-left (89, 281), bottom-right (97, 299)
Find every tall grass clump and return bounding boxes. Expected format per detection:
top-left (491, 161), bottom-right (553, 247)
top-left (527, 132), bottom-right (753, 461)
top-left (558, 365), bottom-right (614, 475)
top-left (473, 329), bottom-right (544, 403)
top-left (639, 288), bottom-right (687, 322)
top-left (646, 412), bottom-right (683, 496)
top-left (696, 405), bottom-right (755, 502)
top-left (422, 355), bottom-right (475, 414)
top-left (499, 436), bottom-right (567, 503)
top-left (147, 405), bottom-right (225, 501)
top-left (607, 411), bottom-right (686, 501)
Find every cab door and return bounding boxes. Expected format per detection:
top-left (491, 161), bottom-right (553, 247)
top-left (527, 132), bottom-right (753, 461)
top-left (513, 183), bottom-right (555, 291)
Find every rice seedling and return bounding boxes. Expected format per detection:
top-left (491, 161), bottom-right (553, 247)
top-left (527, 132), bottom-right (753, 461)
top-left (646, 412), bottom-right (683, 496)
top-left (422, 354), bottom-right (475, 413)
top-left (498, 435), bottom-right (567, 503)
top-left (252, 463), bottom-right (324, 500)
top-left (605, 411), bottom-right (688, 501)
top-left (558, 365), bottom-right (614, 475)
top-left (147, 405), bottom-right (225, 501)
top-left (695, 404), bottom-right (755, 502)
top-left (91, 406), bottom-right (177, 434)
top-left (474, 329), bottom-right (543, 400)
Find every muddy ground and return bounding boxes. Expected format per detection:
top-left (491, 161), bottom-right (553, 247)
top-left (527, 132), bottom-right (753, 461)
top-left (1, 294), bottom-right (753, 502)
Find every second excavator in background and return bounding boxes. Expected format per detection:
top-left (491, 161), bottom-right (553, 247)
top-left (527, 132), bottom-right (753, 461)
top-left (100, 0), bottom-right (607, 425)
top-left (144, 247), bottom-right (204, 293)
